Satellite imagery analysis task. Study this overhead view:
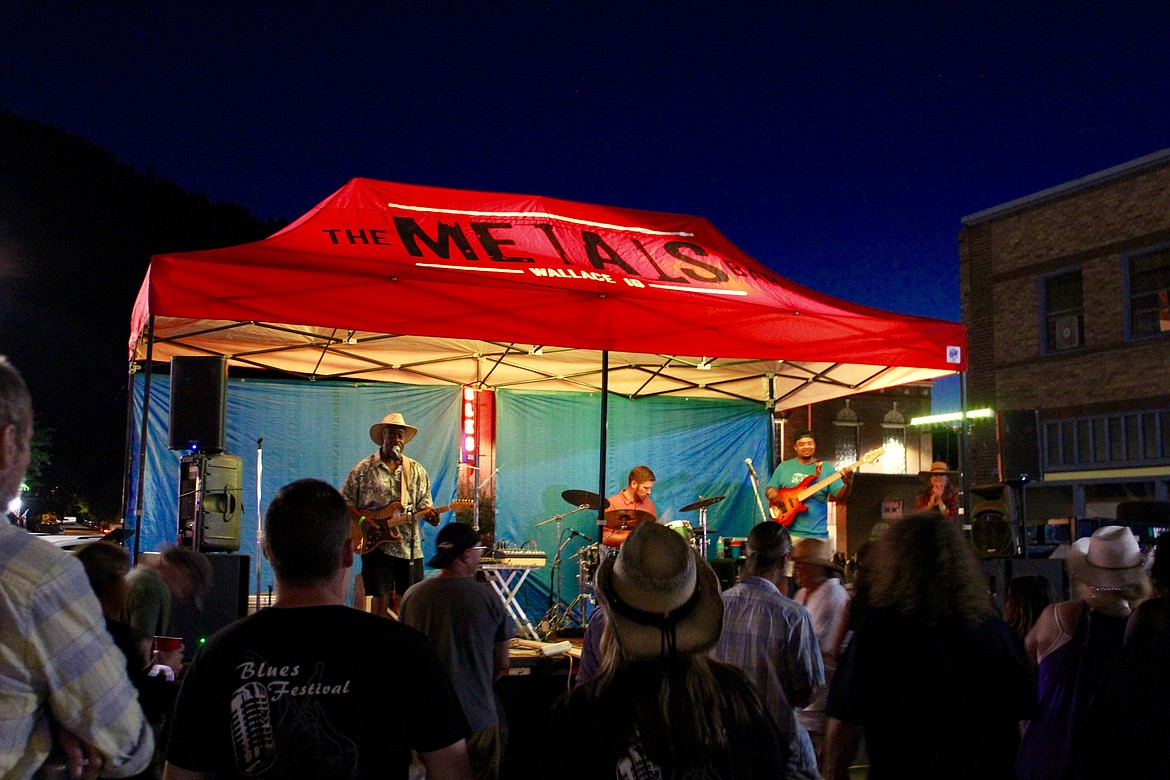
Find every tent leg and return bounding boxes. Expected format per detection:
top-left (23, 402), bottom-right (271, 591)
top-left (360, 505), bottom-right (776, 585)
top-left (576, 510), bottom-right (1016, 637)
top-left (131, 316), bottom-right (155, 563)
top-left (596, 350), bottom-right (609, 542)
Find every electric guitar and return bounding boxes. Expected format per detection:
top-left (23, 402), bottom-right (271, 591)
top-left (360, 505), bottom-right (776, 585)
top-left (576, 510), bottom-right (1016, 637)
top-left (768, 448), bottom-right (884, 526)
top-left (349, 499), bottom-right (474, 555)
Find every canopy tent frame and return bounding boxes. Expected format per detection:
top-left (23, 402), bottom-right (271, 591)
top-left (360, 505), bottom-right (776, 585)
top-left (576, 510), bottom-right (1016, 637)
top-left (125, 178), bottom-right (969, 568)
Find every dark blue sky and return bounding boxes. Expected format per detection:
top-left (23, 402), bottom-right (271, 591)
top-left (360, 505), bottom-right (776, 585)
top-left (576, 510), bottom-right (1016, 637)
top-left (3, 2), bottom-right (1169, 409)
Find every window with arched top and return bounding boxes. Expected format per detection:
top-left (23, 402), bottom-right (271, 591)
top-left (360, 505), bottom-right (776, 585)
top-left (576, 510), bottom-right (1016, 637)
top-left (881, 402), bottom-right (907, 474)
top-left (833, 400), bottom-right (860, 466)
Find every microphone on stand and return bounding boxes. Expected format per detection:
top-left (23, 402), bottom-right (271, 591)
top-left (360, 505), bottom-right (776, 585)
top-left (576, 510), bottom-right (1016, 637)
top-left (568, 529), bottom-right (594, 543)
top-left (744, 457), bottom-right (757, 479)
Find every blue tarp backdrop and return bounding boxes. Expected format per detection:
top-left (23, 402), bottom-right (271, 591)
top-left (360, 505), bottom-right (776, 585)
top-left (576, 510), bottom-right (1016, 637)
top-left (130, 377), bottom-right (772, 615)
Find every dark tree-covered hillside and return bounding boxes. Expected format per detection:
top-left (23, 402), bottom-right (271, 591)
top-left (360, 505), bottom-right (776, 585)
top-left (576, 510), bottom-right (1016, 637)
top-left (0, 111), bottom-right (285, 520)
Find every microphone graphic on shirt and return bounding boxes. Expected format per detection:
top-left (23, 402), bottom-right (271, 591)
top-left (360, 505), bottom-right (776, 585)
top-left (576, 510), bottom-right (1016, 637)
top-left (230, 682), bottom-right (276, 775)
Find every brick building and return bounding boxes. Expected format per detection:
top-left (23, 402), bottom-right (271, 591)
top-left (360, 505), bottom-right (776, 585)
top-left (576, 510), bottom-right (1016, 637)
top-left (959, 149), bottom-right (1170, 534)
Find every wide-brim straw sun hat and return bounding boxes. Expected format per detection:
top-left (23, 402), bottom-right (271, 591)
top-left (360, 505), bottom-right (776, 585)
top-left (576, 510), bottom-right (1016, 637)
top-left (918, 461), bottom-right (958, 482)
top-left (369, 413), bottom-right (419, 446)
top-left (596, 522), bottom-right (724, 659)
top-left (791, 537), bottom-right (844, 573)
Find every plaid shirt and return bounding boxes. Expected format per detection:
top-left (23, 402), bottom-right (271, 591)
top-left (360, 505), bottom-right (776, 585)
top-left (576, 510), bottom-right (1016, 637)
top-left (0, 522), bottom-right (153, 778)
top-left (711, 575), bottom-right (824, 780)
top-left (340, 451), bottom-right (433, 560)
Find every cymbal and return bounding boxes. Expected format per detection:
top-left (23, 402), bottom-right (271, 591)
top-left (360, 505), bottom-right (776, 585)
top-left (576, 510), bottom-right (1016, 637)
top-left (679, 495), bottom-right (726, 512)
top-left (603, 508), bottom-right (655, 529)
top-left (561, 489), bottom-right (602, 510)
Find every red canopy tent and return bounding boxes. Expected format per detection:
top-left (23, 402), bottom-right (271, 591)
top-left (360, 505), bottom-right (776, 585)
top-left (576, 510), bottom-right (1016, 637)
top-left (131, 178), bottom-right (966, 404)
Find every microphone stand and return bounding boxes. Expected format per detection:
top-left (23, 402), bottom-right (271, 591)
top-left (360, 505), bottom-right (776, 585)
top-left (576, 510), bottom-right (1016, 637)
top-left (534, 505), bottom-right (590, 637)
top-left (746, 462), bottom-right (769, 524)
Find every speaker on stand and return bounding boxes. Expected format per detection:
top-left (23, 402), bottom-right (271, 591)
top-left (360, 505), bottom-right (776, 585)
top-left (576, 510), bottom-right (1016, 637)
top-left (997, 411), bottom-right (1040, 559)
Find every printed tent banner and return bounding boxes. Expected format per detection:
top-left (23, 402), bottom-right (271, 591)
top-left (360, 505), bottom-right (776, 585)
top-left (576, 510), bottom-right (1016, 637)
top-left (131, 178), bottom-right (966, 405)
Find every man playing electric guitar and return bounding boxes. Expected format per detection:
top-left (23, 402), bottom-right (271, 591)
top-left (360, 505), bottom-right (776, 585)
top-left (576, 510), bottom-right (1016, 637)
top-left (341, 412), bottom-right (439, 618)
top-left (764, 429), bottom-right (854, 540)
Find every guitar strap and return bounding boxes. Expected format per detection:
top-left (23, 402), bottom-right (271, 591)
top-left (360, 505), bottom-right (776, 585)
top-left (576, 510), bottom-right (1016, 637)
top-left (398, 456), bottom-right (414, 512)
top-left (815, 461), bottom-right (823, 480)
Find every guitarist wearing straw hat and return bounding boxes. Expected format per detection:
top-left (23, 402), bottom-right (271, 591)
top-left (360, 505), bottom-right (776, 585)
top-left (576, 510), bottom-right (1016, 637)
top-left (765, 429), bottom-right (854, 541)
top-left (341, 413), bottom-right (439, 618)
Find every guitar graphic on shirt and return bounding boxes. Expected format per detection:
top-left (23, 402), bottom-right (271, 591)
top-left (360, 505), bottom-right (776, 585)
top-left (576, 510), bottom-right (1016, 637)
top-left (768, 448), bottom-right (884, 526)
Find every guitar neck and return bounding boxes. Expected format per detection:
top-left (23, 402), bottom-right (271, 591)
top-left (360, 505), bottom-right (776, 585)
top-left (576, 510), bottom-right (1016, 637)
top-left (796, 463), bottom-right (859, 500)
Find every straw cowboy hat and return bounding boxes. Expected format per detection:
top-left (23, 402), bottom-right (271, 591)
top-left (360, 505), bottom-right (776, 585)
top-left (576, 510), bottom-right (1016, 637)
top-left (791, 537), bottom-right (844, 574)
top-left (596, 522), bottom-right (724, 660)
top-left (369, 413), bottom-right (419, 446)
top-left (918, 461), bottom-right (958, 482)
top-left (1068, 525), bottom-right (1152, 590)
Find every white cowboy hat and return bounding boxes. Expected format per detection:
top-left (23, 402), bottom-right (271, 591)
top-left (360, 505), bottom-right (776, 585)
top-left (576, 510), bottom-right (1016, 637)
top-left (595, 522), bottom-right (723, 660)
top-left (369, 413), bottom-right (419, 446)
top-left (1068, 525), bottom-right (1151, 590)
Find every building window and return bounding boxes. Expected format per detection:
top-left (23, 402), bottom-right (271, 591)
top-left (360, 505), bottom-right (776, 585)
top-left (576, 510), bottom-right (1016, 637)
top-left (880, 403), bottom-right (907, 474)
top-left (833, 400), bottom-right (860, 466)
top-left (1041, 269), bottom-right (1084, 353)
top-left (1126, 246), bottom-right (1170, 340)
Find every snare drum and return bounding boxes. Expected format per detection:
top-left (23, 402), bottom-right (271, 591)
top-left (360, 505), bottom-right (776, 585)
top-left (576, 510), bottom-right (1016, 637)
top-left (665, 519), bottom-right (695, 544)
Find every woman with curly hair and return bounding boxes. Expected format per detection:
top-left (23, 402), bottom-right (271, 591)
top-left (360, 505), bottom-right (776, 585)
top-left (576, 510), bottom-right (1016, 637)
top-left (823, 512), bottom-right (1036, 780)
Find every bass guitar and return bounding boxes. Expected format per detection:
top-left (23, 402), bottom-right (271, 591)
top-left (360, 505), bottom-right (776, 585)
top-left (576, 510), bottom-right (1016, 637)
top-left (768, 448), bottom-right (884, 526)
top-left (349, 499), bottom-right (474, 555)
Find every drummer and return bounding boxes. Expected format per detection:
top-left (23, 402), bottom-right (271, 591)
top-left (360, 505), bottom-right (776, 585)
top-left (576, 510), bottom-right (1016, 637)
top-left (606, 465), bottom-right (657, 519)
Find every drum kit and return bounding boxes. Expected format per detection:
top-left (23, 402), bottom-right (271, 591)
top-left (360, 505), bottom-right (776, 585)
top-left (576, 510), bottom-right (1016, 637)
top-left (536, 487), bottom-right (725, 637)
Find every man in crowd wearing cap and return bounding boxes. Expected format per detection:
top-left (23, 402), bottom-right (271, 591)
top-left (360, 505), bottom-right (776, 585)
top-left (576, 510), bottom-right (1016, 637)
top-left (0, 356), bottom-right (154, 778)
top-left (165, 478), bottom-right (472, 779)
top-left (765, 429), bottom-right (853, 540)
top-left (400, 522), bottom-right (512, 780)
top-left (711, 521), bottom-right (823, 780)
top-left (122, 543), bottom-right (213, 666)
top-left (913, 461), bottom-right (959, 519)
top-left (341, 412), bottom-right (438, 618)
top-left (792, 537), bottom-right (851, 768)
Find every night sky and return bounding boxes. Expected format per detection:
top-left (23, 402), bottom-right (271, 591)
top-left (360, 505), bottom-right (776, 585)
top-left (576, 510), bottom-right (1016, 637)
top-left (2, 2), bottom-right (1169, 501)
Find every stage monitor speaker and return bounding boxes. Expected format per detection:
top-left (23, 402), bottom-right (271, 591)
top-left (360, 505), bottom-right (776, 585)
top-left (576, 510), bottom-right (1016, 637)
top-left (179, 453), bottom-right (243, 552)
top-left (169, 553), bottom-right (250, 658)
top-left (169, 356), bottom-right (227, 453)
top-left (997, 409), bottom-right (1040, 482)
top-left (1007, 557), bottom-right (1069, 603)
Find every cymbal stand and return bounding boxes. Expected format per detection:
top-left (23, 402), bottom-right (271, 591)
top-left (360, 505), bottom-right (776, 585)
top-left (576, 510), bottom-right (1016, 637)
top-left (695, 504), bottom-right (711, 559)
top-left (535, 505), bottom-right (589, 637)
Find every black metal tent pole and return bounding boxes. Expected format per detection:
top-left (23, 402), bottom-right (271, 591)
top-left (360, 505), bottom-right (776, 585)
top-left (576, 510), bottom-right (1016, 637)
top-left (596, 350), bottom-right (609, 545)
top-left (959, 370), bottom-right (970, 526)
top-left (130, 315), bottom-right (155, 564)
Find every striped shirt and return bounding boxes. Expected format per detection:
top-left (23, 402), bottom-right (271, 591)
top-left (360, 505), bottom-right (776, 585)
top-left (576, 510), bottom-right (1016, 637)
top-left (0, 522), bottom-right (153, 778)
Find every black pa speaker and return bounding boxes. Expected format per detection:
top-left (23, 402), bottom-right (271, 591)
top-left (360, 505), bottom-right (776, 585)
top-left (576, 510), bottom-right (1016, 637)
top-left (179, 453), bottom-right (243, 553)
top-left (997, 410), bottom-right (1041, 483)
top-left (169, 356), bottom-right (227, 453)
top-left (169, 553), bottom-right (250, 658)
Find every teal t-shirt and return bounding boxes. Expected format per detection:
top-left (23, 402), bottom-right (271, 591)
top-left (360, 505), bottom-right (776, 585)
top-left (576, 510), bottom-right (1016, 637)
top-left (766, 458), bottom-right (844, 538)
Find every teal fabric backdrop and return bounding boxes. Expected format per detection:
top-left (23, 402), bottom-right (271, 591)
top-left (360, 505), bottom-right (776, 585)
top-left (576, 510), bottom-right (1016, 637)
top-left (496, 389), bottom-right (773, 623)
top-left (129, 375), bottom-right (461, 597)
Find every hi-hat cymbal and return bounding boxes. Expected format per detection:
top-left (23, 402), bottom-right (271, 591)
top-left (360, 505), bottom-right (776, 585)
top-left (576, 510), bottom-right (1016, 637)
top-left (561, 489), bottom-right (602, 510)
top-left (679, 495), bottom-right (726, 512)
top-left (603, 508), bottom-right (656, 529)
